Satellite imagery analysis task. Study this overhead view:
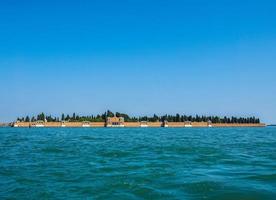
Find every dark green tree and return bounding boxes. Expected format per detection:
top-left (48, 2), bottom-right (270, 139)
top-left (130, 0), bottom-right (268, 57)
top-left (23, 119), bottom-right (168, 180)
top-left (25, 116), bottom-right (30, 122)
top-left (107, 110), bottom-right (114, 117)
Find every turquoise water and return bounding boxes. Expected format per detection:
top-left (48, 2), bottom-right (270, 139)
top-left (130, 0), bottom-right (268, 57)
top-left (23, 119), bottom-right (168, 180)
top-left (0, 127), bottom-right (276, 200)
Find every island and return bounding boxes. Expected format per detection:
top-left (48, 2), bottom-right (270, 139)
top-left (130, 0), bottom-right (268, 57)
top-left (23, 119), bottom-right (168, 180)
top-left (11, 111), bottom-right (265, 128)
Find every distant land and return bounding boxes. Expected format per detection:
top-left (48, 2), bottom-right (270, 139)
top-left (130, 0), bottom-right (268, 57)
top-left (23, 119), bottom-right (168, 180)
top-left (14, 110), bottom-right (261, 124)
top-left (0, 123), bottom-right (10, 127)
top-left (10, 110), bottom-right (266, 128)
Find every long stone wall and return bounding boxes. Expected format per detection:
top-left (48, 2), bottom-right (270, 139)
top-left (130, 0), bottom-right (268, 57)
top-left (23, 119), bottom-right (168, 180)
top-left (212, 123), bottom-right (266, 127)
top-left (12, 122), bottom-right (266, 128)
top-left (124, 122), bottom-right (140, 127)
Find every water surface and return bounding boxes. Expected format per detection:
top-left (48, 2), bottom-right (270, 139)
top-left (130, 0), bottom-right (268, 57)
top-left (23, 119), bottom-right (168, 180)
top-left (0, 127), bottom-right (276, 199)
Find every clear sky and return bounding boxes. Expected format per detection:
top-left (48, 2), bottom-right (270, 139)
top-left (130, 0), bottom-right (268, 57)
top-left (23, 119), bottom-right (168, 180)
top-left (0, 0), bottom-right (276, 123)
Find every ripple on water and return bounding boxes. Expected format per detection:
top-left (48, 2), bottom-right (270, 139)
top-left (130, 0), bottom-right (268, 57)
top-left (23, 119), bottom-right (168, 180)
top-left (180, 180), bottom-right (225, 197)
top-left (41, 146), bottom-right (64, 154)
top-left (0, 127), bottom-right (276, 199)
top-left (96, 149), bottom-right (135, 158)
top-left (245, 173), bottom-right (276, 182)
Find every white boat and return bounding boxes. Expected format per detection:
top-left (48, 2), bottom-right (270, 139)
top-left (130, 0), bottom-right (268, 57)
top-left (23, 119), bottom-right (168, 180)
top-left (140, 124), bottom-right (148, 127)
top-left (82, 124), bottom-right (91, 127)
top-left (163, 120), bottom-right (169, 127)
top-left (35, 124), bottom-right (45, 127)
top-left (31, 120), bottom-right (45, 127)
top-left (184, 121), bottom-right (192, 127)
top-left (107, 124), bottom-right (124, 127)
top-left (82, 121), bottom-right (91, 127)
top-left (140, 121), bottom-right (148, 127)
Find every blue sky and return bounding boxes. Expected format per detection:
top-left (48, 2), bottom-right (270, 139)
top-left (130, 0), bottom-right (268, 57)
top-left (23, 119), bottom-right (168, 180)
top-left (0, 0), bottom-right (276, 123)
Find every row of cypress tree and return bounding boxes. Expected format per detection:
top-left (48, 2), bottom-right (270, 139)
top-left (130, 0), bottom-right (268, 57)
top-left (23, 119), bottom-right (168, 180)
top-left (17, 110), bottom-right (261, 124)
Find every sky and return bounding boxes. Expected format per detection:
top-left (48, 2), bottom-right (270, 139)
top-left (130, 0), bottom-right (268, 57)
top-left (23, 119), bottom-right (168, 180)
top-left (0, 0), bottom-right (276, 123)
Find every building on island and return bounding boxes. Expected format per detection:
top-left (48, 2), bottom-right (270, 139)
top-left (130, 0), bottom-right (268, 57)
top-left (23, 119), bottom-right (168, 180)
top-left (184, 121), bottom-right (192, 127)
top-left (61, 121), bottom-right (67, 127)
top-left (82, 121), bottom-right (91, 127)
top-left (207, 120), bottom-right (212, 127)
top-left (13, 122), bottom-right (19, 127)
top-left (106, 117), bottom-right (125, 127)
top-left (162, 120), bottom-right (169, 127)
top-left (31, 120), bottom-right (45, 127)
top-left (140, 121), bottom-right (148, 127)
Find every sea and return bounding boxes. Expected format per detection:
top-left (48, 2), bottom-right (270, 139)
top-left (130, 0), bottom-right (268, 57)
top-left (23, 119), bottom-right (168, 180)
top-left (0, 127), bottom-right (276, 200)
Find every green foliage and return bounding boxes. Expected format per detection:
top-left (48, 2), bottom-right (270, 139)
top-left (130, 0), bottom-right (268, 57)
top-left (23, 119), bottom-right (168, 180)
top-left (25, 116), bottom-right (30, 122)
top-left (37, 112), bottom-right (45, 121)
top-left (107, 110), bottom-right (114, 117)
top-left (61, 113), bottom-right (65, 121)
top-left (16, 111), bottom-right (261, 124)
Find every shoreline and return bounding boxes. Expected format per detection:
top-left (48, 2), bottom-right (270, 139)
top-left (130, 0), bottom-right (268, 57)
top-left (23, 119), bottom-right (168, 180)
top-left (12, 121), bottom-right (266, 128)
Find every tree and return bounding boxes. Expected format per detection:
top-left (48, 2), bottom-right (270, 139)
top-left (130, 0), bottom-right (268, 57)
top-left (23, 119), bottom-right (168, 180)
top-left (65, 114), bottom-right (70, 121)
top-left (37, 112), bottom-right (45, 121)
top-left (107, 110), bottom-right (114, 117)
top-left (195, 115), bottom-right (200, 122)
top-left (153, 114), bottom-right (159, 122)
top-left (175, 114), bottom-right (180, 122)
top-left (15, 112), bottom-right (261, 124)
top-left (41, 113), bottom-right (45, 121)
top-left (25, 116), bottom-right (30, 122)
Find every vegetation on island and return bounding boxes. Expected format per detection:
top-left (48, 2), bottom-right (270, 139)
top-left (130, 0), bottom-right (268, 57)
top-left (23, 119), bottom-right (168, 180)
top-left (16, 110), bottom-right (261, 124)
